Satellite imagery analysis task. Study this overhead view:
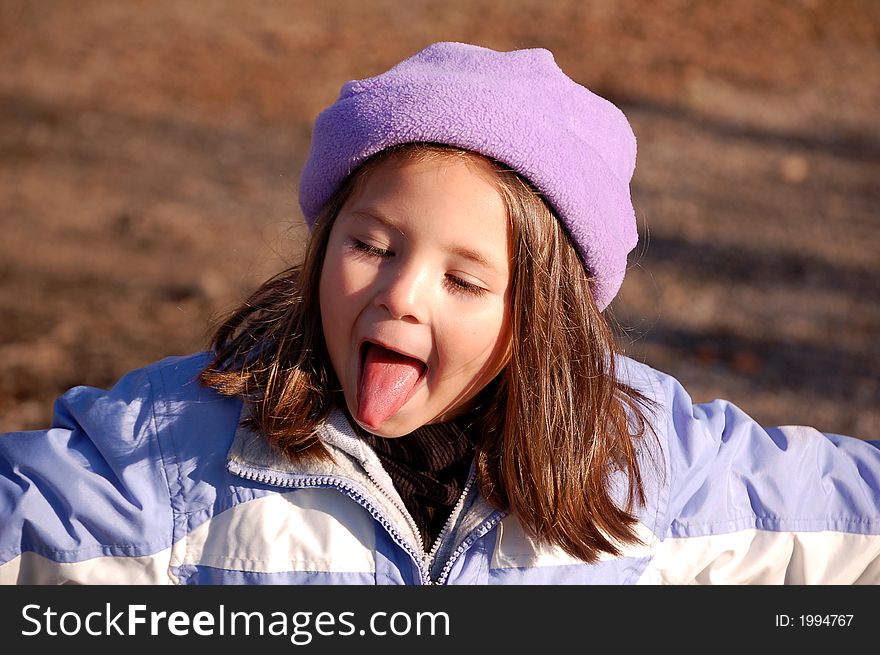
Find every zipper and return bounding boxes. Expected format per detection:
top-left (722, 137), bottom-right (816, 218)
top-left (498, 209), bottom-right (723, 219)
top-left (231, 466), bottom-right (431, 583)
top-left (360, 461), bottom-right (482, 584)
top-left (230, 448), bottom-right (507, 585)
top-left (432, 509), bottom-right (506, 585)
top-left (423, 467), bottom-right (476, 580)
top-left (358, 462), bottom-right (435, 582)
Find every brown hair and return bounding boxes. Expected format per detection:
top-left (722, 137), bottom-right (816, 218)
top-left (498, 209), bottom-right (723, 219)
top-left (200, 143), bottom-right (656, 562)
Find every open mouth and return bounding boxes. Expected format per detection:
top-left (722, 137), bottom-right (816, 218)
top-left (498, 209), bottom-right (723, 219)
top-left (358, 340), bottom-right (427, 370)
top-left (356, 341), bottom-right (428, 428)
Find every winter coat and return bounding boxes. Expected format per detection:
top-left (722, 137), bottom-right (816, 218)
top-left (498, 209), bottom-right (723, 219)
top-left (2, 352), bottom-right (878, 584)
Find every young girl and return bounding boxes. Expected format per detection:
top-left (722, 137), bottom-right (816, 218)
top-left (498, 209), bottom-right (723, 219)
top-left (1, 42), bottom-right (878, 585)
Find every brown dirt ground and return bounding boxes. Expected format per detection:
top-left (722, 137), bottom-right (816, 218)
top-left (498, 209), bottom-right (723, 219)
top-left (1, 0), bottom-right (878, 438)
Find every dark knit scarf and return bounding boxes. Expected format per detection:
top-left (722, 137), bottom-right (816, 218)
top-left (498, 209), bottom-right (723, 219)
top-left (358, 421), bottom-right (475, 550)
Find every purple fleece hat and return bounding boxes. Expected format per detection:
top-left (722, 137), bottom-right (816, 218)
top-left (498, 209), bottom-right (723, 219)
top-left (298, 41), bottom-right (638, 311)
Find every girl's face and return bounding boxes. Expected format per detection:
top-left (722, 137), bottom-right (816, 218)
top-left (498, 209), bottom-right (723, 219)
top-left (319, 154), bottom-right (512, 437)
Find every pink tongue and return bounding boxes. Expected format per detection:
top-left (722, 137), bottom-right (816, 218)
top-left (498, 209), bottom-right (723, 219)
top-left (357, 343), bottom-right (424, 428)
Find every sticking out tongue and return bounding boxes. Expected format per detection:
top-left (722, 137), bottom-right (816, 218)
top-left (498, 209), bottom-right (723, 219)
top-left (357, 343), bottom-right (425, 428)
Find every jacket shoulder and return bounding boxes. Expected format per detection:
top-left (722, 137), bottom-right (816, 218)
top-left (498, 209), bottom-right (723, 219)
top-left (616, 356), bottom-right (880, 584)
top-left (0, 352), bottom-right (242, 583)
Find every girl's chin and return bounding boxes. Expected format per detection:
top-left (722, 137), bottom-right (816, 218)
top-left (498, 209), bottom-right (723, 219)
top-left (343, 390), bottom-right (475, 437)
top-left (348, 403), bottom-right (441, 438)
top-left (352, 411), bottom-right (423, 438)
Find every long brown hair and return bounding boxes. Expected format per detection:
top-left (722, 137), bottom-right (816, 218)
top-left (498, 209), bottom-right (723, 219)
top-left (201, 143), bottom-right (656, 561)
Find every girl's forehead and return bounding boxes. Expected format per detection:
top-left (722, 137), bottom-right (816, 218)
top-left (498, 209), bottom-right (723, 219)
top-left (344, 153), bottom-right (506, 218)
top-left (360, 148), bottom-right (499, 186)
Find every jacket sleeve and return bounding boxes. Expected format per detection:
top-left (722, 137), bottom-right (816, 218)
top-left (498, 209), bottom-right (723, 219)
top-left (639, 368), bottom-right (880, 584)
top-left (0, 365), bottom-right (176, 584)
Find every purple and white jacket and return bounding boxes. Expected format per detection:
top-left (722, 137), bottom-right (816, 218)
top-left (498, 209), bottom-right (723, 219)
top-left (1, 352), bottom-right (878, 584)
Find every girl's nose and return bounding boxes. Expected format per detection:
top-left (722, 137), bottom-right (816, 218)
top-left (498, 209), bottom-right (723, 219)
top-left (374, 263), bottom-right (428, 323)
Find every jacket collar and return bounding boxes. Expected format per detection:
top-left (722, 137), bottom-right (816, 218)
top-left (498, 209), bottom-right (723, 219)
top-left (227, 407), bottom-right (368, 479)
top-left (225, 405), bottom-right (507, 570)
top-left (225, 406), bottom-right (426, 550)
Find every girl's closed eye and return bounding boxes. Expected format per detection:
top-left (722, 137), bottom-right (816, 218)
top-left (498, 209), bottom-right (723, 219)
top-left (444, 273), bottom-right (488, 297)
top-left (351, 238), bottom-right (392, 258)
top-left (350, 237), bottom-right (488, 297)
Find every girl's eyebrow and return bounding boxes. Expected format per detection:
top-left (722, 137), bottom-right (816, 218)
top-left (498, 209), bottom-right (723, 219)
top-left (351, 208), bottom-right (395, 228)
top-left (350, 209), bottom-right (406, 237)
top-left (350, 209), bottom-right (505, 276)
top-left (449, 244), bottom-right (504, 275)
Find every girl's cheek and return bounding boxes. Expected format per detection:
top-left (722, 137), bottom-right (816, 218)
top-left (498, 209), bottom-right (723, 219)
top-left (338, 259), bottom-right (381, 297)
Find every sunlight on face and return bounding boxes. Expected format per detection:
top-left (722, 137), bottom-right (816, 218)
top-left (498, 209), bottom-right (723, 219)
top-left (319, 153), bottom-right (512, 437)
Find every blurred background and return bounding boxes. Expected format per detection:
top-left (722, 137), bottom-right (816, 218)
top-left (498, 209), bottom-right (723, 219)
top-left (1, 0), bottom-right (877, 437)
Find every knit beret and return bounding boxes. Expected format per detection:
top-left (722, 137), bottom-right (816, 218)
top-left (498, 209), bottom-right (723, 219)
top-left (299, 41), bottom-right (638, 311)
